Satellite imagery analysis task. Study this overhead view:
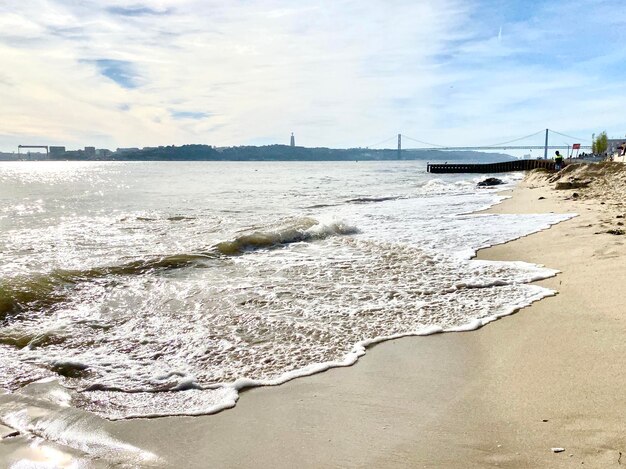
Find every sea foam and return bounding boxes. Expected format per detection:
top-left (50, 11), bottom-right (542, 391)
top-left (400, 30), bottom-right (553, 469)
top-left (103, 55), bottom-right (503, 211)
top-left (0, 162), bottom-right (574, 423)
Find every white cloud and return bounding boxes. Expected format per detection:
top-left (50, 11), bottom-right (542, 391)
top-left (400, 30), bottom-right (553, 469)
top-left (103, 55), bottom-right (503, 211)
top-left (0, 0), bottom-right (624, 151)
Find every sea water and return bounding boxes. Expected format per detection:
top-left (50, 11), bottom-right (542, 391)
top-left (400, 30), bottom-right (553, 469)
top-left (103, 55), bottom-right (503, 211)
top-left (0, 161), bottom-right (572, 425)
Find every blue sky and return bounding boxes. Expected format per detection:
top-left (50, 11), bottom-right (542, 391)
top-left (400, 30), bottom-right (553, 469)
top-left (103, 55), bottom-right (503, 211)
top-left (0, 0), bottom-right (625, 151)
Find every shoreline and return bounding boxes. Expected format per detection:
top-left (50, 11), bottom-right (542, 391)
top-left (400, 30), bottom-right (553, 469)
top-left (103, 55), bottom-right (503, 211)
top-left (113, 168), bottom-right (622, 468)
top-left (3, 166), bottom-right (626, 467)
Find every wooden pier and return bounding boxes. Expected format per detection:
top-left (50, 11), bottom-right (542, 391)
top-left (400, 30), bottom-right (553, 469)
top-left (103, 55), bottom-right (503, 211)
top-left (427, 159), bottom-right (556, 174)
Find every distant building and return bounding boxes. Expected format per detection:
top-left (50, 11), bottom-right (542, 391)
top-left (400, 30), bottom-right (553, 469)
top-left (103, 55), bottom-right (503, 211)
top-left (116, 147), bottom-right (140, 153)
top-left (290, 133), bottom-right (295, 147)
top-left (607, 138), bottom-right (626, 156)
top-left (0, 152), bottom-right (18, 161)
top-left (49, 146), bottom-right (66, 157)
top-left (96, 148), bottom-right (112, 158)
top-left (84, 146), bottom-right (96, 157)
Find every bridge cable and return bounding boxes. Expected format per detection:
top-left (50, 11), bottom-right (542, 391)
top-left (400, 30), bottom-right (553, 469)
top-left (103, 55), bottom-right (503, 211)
top-left (402, 130), bottom-right (546, 149)
top-left (482, 129), bottom-right (546, 147)
top-left (401, 135), bottom-right (447, 148)
top-left (549, 129), bottom-right (590, 142)
top-left (365, 135), bottom-right (398, 149)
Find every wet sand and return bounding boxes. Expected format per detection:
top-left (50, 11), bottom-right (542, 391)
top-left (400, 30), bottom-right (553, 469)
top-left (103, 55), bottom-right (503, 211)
top-left (109, 170), bottom-right (626, 468)
top-left (3, 166), bottom-right (626, 467)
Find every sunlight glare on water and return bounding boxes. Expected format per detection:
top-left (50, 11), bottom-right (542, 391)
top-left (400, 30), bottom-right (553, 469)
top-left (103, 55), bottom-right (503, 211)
top-left (0, 161), bottom-right (572, 419)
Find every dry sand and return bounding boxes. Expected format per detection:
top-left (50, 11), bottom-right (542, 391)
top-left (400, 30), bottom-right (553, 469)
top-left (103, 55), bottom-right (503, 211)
top-left (2, 163), bottom-right (626, 468)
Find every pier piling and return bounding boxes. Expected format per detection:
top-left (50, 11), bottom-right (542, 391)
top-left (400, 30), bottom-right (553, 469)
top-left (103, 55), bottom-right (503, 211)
top-left (426, 159), bottom-right (556, 173)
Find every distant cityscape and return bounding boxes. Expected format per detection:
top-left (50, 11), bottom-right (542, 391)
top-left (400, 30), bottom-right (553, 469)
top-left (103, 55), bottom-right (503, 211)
top-left (0, 137), bottom-right (514, 163)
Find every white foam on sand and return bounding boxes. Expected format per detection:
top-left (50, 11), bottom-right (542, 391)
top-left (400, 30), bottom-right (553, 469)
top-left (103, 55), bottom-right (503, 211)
top-left (0, 173), bottom-right (577, 423)
top-left (0, 381), bottom-right (160, 466)
top-left (74, 211), bottom-right (573, 420)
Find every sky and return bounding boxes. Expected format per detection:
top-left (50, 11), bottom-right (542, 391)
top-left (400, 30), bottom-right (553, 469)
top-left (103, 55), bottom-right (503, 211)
top-left (1, 0), bottom-right (625, 151)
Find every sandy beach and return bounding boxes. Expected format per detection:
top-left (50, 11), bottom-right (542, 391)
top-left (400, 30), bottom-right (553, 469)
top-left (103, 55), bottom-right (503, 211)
top-left (2, 163), bottom-right (626, 468)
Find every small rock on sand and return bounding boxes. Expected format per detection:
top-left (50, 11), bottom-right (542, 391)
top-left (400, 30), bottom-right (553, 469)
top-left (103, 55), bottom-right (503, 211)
top-left (477, 177), bottom-right (504, 187)
top-left (555, 180), bottom-right (590, 190)
top-left (551, 448), bottom-right (565, 453)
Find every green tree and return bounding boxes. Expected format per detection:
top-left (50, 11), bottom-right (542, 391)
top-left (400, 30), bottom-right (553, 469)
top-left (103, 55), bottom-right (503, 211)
top-left (592, 131), bottom-right (608, 154)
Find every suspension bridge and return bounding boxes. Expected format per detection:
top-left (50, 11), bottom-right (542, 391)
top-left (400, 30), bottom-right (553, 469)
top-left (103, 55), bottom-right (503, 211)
top-left (366, 128), bottom-right (592, 159)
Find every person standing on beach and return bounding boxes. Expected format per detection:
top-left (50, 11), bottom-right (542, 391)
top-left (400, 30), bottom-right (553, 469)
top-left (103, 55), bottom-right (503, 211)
top-left (554, 151), bottom-right (564, 170)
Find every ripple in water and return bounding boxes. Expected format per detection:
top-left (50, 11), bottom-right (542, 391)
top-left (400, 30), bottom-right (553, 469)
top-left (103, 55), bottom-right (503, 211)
top-left (0, 162), bottom-right (574, 420)
top-left (1, 226), bottom-right (566, 419)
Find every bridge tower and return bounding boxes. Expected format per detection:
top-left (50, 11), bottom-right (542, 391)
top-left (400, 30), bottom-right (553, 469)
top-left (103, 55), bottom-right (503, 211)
top-left (543, 129), bottom-right (549, 159)
top-left (397, 133), bottom-right (401, 159)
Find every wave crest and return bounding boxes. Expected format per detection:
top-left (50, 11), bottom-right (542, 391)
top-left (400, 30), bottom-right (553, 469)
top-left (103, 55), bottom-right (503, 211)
top-left (213, 217), bottom-right (358, 255)
top-left (0, 217), bottom-right (358, 318)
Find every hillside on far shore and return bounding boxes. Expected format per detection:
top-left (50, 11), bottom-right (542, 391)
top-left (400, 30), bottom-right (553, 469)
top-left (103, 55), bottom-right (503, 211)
top-left (1, 144), bottom-right (515, 162)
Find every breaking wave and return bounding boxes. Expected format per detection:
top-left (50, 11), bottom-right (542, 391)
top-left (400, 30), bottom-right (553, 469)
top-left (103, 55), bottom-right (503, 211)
top-left (214, 217), bottom-right (358, 255)
top-left (0, 217), bottom-right (357, 319)
top-left (0, 254), bottom-right (213, 319)
top-left (345, 196), bottom-right (401, 204)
